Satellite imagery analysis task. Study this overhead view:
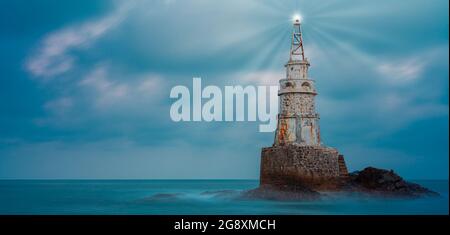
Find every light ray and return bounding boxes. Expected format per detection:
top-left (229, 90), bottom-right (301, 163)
top-left (308, 24), bottom-right (377, 69)
top-left (255, 26), bottom-right (291, 71)
top-left (242, 25), bottom-right (289, 70)
top-left (312, 20), bottom-right (393, 45)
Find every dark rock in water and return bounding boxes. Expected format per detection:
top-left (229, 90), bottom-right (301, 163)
top-left (345, 167), bottom-right (438, 197)
top-left (246, 167), bottom-right (438, 201)
top-left (243, 185), bottom-right (320, 201)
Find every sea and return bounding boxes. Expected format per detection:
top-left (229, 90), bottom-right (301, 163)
top-left (0, 180), bottom-right (448, 215)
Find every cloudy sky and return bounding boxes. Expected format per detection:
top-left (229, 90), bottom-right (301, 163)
top-left (0, 0), bottom-right (448, 179)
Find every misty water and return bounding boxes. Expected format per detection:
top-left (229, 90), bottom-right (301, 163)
top-left (0, 180), bottom-right (447, 215)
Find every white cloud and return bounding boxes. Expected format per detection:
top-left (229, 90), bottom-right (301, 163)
top-left (77, 65), bottom-right (165, 111)
top-left (319, 90), bottom-right (448, 141)
top-left (79, 66), bottom-right (130, 107)
top-left (138, 78), bottom-right (160, 93)
top-left (44, 97), bottom-right (73, 116)
top-left (376, 45), bottom-right (449, 84)
top-left (237, 70), bottom-right (283, 85)
top-left (314, 45), bottom-right (449, 141)
top-left (34, 63), bottom-right (166, 129)
top-left (25, 2), bottom-right (132, 78)
top-left (377, 57), bottom-right (425, 83)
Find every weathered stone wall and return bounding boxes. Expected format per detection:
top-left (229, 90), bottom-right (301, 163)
top-left (280, 93), bottom-right (316, 115)
top-left (276, 76), bottom-right (320, 146)
top-left (286, 62), bottom-right (309, 79)
top-left (260, 145), bottom-right (344, 190)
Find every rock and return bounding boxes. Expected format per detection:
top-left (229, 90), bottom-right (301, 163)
top-left (345, 167), bottom-right (438, 197)
top-left (246, 167), bottom-right (439, 201)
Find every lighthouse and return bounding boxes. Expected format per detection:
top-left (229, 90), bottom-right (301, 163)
top-left (274, 17), bottom-right (320, 146)
top-left (259, 17), bottom-right (349, 190)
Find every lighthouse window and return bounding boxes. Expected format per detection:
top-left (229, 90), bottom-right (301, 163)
top-left (284, 81), bottom-right (294, 89)
top-left (301, 82), bottom-right (311, 91)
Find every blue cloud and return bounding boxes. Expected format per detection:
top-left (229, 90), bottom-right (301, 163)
top-left (0, 0), bottom-right (448, 179)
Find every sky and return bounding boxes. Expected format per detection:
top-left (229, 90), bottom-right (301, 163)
top-left (0, 0), bottom-right (448, 179)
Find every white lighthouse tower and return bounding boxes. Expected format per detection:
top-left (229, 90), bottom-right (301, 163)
top-left (274, 17), bottom-right (321, 146)
top-left (260, 16), bottom-right (348, 189)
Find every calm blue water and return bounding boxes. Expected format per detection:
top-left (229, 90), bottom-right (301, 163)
top-left (0, 180), bottom-right (447, 215)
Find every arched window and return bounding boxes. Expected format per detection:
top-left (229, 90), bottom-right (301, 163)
top-left (301, 82), bottom-right (311, 91)
top-left (284, 81), bottom-right (295, 88)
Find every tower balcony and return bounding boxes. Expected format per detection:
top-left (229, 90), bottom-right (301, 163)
top-left (285, 59), bottom-right (310, 66)
top-left (278, 78), bottom-right (317, 95)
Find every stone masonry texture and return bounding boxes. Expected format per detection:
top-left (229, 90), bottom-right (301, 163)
top-left (260, 145), bottom-right (346, 190)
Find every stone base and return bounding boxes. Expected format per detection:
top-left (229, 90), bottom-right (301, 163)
top-left (260, 144), bottom-right (348, 190)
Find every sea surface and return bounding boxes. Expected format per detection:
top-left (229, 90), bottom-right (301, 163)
top-left (0, 180), bottom-right (448, 215)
